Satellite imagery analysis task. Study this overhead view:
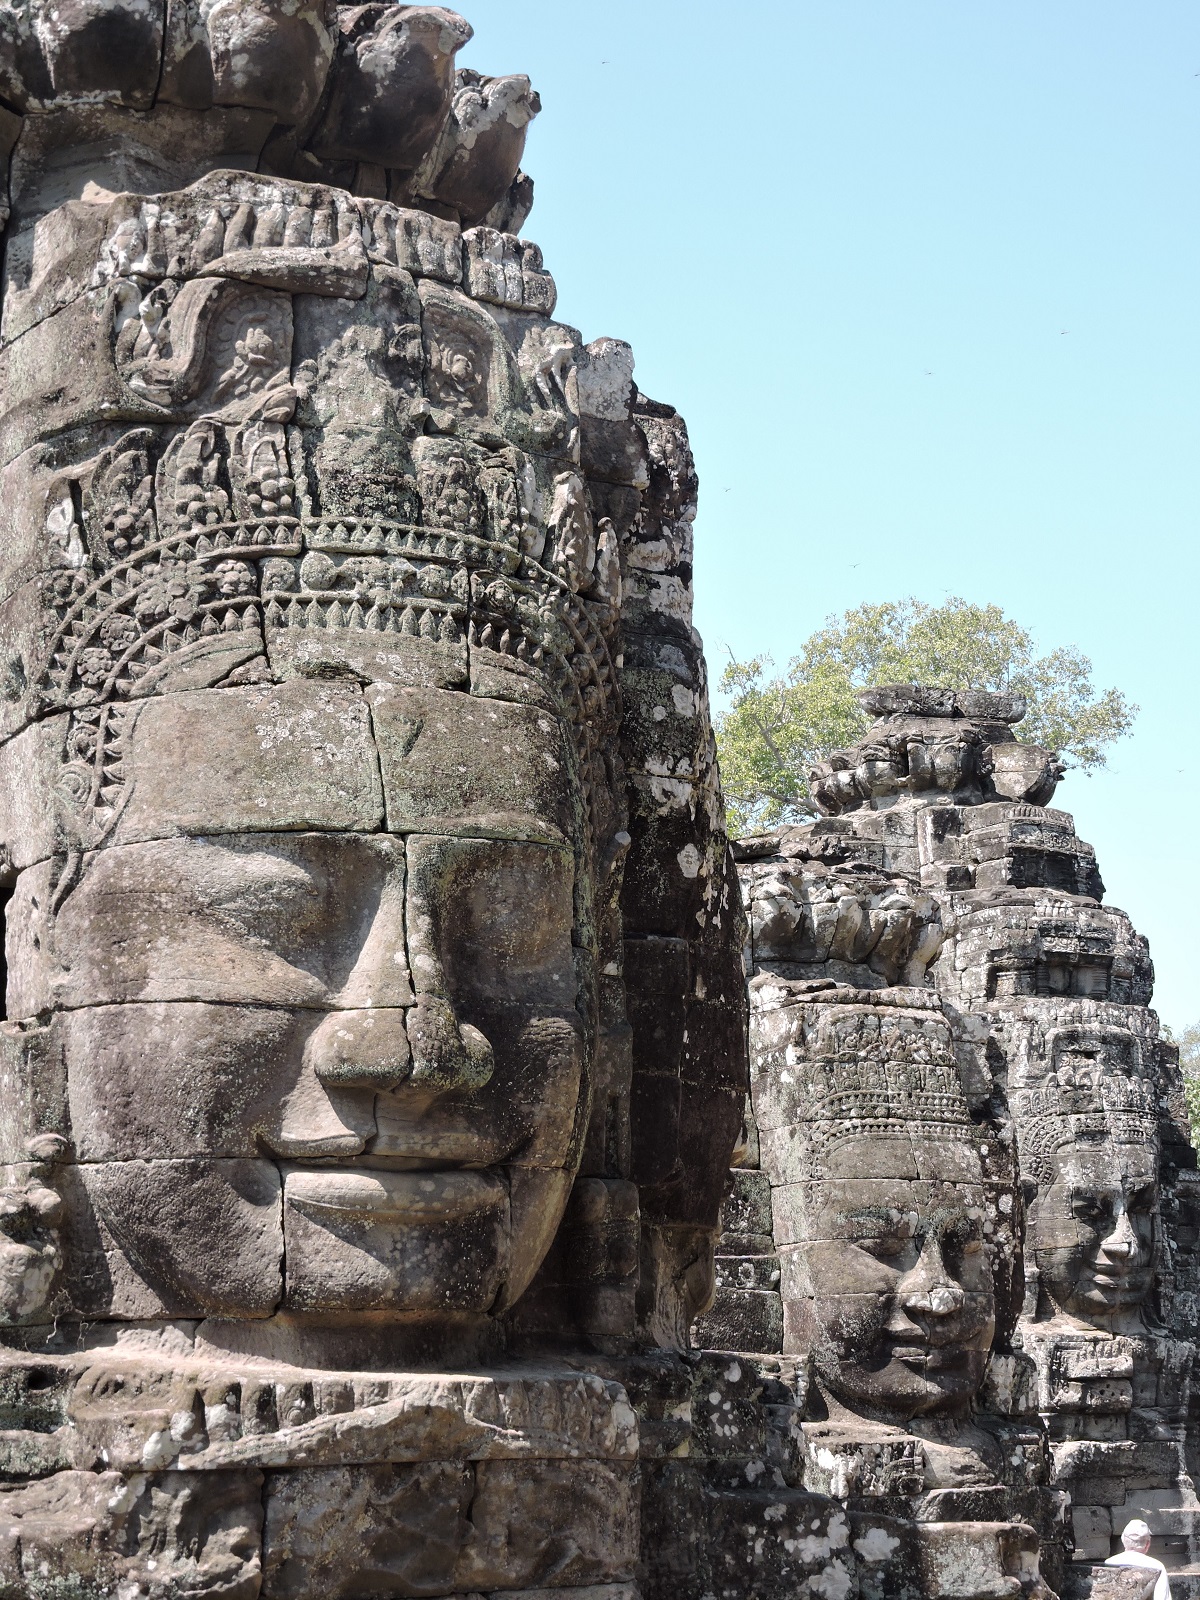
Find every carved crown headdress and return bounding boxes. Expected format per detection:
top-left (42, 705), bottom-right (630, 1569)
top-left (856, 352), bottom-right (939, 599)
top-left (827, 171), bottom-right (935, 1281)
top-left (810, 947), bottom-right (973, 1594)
top-left (28, 172), bottom-right (627, 861)
top-left (1011, 1027), bottom-right (1159, 1184)
top-left (779, 998), bottom-right (979, 1171)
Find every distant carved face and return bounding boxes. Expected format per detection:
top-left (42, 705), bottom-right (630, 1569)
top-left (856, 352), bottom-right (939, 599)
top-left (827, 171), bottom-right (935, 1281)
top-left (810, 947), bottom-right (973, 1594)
top-left (792, 1134), bottom-right (997, 1420)
top-left (1033, 1139), bottom-right (1157, 1326)
top-left (12, 675), bottom-right (593, 1334)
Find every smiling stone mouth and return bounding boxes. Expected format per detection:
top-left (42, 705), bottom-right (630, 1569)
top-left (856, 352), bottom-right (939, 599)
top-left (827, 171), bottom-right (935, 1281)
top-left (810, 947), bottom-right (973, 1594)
top-left (283, 1166), bottom-right (507, 1222)
top-left (1089, 1267), bottom-right (1147, 1286)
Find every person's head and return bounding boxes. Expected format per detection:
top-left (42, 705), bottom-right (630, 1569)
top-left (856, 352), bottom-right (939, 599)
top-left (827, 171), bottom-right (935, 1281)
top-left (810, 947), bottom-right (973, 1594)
top-left (1121, 1520), bottom-right (1154, 1555)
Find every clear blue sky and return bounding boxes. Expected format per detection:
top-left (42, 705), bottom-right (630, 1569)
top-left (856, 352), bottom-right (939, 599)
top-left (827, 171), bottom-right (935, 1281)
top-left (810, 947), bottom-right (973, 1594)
top-left (460, 1), bottom-right (1200, 1031)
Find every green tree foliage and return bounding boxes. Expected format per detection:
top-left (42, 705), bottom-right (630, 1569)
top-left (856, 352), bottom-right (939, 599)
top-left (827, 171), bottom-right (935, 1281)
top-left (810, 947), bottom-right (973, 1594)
top-left (716, 598), bottom-right (1137, 837)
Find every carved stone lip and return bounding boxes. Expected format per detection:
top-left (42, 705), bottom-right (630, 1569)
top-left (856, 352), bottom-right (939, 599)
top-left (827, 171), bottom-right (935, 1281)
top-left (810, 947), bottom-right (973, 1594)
top-left (886, 1340), bottom-right (972, 1367)
top-left (1085, 1274), bottom-right (1150, 1301)
top-left (366, 1125), bottom-right (509, 1165)
top-left (282, 1166), bottom-right (506, 1221)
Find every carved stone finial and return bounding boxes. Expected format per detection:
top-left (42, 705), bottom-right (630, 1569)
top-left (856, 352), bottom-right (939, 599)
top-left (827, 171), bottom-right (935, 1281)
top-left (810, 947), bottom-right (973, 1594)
top-left (809, 682), bottom-right (1064, 815)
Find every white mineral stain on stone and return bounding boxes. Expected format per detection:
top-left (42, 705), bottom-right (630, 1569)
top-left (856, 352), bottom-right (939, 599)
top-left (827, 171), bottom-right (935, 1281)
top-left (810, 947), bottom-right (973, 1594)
top-left (807, 1562), bottom-right (853, 1600)
top-left (854, 1526), bottom-right (900, 1563)
top-left (612, 1400), bottom-right (637, 1435)
top-left (141, 1428), bottom-right (181, 1469)
top-left (677, 843), bottom-right (701, 878)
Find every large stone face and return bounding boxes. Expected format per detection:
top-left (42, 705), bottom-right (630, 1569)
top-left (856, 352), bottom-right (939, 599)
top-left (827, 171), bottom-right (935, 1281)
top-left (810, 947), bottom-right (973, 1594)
top-left (0, 6), bottom-right (761, 1597)
top-left (0, 0), bottom-right (1192, 1594)
top-left (0, 16), bottom-right (749, 1348)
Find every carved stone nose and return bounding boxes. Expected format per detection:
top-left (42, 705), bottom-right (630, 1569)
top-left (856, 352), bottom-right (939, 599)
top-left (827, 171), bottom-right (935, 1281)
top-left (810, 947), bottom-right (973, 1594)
top-left (903, 1279), bottom-right (965, 1317)
top-left (310, 998), bottom-right (496, 1097)
top-left (405, 996), bottom-right (494, 1092)
top-left (1100, 1213), bottom-right (1138, 1261)
top-left (309, 1009), bottom-right (412, 1092)
top-left (899, 1241), bottom-right (966, 1318)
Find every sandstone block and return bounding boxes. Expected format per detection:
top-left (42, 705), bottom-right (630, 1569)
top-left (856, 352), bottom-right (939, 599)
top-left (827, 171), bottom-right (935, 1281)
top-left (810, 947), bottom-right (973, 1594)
top-left (65, 1159), bottom-right (283, 1319)
top-left (369, 684), bottom-right (580, 845)
top-left (109, 681), bottom-right (385, 843)
top-left (405, 833), bottom-right (577, 1007)
top-left (64, 1000), bottom-right (372, 1162)
top-left (10, 832), bottom-right (411, 1016)
top-left (0, 1468), bottom-right (263, 1600)
top-left (261, 1458), bottom-right (637, 1597)
top-left (281, 1164), bottom-right (508, 1316)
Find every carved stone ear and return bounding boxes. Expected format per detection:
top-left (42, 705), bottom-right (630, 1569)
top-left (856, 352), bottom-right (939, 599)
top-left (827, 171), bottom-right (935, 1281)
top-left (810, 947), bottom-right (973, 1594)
top-left (309, 5), bottom-right (473, 172)
top-left (986, 739), bottom-right (1063, 806)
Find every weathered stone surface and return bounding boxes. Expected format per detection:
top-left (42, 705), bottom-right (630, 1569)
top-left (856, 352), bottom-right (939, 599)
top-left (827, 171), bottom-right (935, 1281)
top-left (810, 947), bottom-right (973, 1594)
top-left (111, 682), bottom-right (387, 841)
top-left (261, 1458), bottom-right (637, 1597)
top-left (9, 832), bottom-right (412, 1016)
top-left (281, 1164), bottom-right (509, 1316)
top-left (65, 1158), bottom-right (284, 1318)
top-left (369, 684), bottom-right (581, 844)
top-left (0, 1468), bottom-right (264, 1599)
top-left (0, 1024), bottom-right (65, 1165)
top-left (692, 691), bottom-right (1197, 1595)
top-left (809, 689), bottom-right (1063, 816)
top-left (3, 0), bottom-right (1191, 1590)
top-left (1061, 1569), bottom-right (1158, 1600)
top-left (0, 12), bottom-right (755, 1593)
top-left (63, 1000), bottom-right (371, 1161)
top-left (404, 71), bottom-right (542, 228)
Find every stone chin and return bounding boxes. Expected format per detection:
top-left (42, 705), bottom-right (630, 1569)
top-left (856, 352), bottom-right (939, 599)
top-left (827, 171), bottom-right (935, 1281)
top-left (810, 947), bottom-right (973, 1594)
top-left (810, 1320), bottom-right (992, 1422)
top-left (1037, 1250), bottom-right (1156, 1324)
top-left (279, 1164), bottom-right (572, 1320)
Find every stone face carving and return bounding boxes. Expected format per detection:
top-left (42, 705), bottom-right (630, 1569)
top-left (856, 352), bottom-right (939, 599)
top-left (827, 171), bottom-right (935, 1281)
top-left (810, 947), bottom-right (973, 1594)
top-left (0, 1), bottom-right (1194, 1592)
top-left (697, 689), bottom-right (1200, 1596)
top-left (1009, 1011), bottom-right (1160, 1331)
top-left (0, 7), bottom-right (749, 1347)
top-left (0, 8), bottom-right (776, 1598)
top-left (752, 985), bottom-right (1009, 1423)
